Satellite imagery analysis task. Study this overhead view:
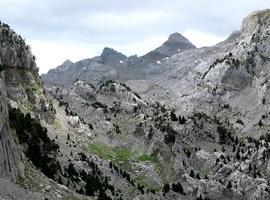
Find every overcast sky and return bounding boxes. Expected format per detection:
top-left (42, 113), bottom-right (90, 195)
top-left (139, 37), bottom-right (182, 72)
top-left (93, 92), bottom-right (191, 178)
top-left (0, 0), bottom-right (269, 74)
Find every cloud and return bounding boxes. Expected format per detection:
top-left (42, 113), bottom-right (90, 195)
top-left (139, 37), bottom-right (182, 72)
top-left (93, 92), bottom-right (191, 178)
top-left (0, 0), bottom-right (269, 73)
top-left (183, 30), bottom-right (226, 47)
top-left (29, 40), bottom-right (99, 74)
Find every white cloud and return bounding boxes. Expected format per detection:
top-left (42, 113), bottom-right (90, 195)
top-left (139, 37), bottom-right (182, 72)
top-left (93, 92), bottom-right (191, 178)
top-left (183, 30), bottom-right (226, 47)
top-left (28, 40), bottom-right (101, 74)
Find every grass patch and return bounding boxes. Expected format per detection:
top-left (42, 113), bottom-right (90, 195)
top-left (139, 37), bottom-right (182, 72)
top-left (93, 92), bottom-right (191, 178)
top-left (137, 154), bottom-right (159, 163)
top-left (114, 147), bottom-right (132, 161)
top-left (25, 83), bottom-right (40, 93)
top-left (89, 143), bottom-right (133, 162)
top-left (89, 143), bottom-right (161, 171)
top-left (198, 167), bottom-right (211, 177)
top-left (89, 143), bottom-right (114, 160)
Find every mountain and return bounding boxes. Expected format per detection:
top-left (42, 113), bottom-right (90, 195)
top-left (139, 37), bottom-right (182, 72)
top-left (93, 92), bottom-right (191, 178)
top-left (100, 47), bottom-right (127, 65)
top-left (41, 32), bottom-right (195, 88)
top-left (141, 32), bottom-right (196, 62)
top-left (2, 9), bottom-right (270, 200)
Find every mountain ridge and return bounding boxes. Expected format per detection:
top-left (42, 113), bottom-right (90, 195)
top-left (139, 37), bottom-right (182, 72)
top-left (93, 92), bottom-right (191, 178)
top-left (41, 31), bottom-right (196, 87)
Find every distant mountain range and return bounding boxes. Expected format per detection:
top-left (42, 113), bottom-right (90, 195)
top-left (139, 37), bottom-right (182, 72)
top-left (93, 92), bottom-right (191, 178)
top-left (41, 32), bottom-right (196, 87)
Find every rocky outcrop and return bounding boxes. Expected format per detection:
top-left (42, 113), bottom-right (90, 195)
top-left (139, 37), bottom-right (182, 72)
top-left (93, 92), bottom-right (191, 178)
top-left (100, 47), bottom-right (127, 65)
top-left (0, 72), bottom-right (22, 180)
top-left (0, 22), bottom-right (38, 180)
top-left (0, 22), bottom-right (55, 181)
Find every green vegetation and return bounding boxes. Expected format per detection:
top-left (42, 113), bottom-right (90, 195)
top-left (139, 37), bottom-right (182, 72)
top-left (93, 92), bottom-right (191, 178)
top-left (9, 107), bottom-right (61, 179)
top-left (89, 143), bottom-right (136, 168)
top-left (89, 143), bottom-right (160, 168)
top-left (89, 143), bottom-right (116, 160)
top-left (19, 102), bottom-right (32, 114)
top-left (25, 83), bottom-right (41, 94)
top-left (89, 143), bottom-right (165, 192)
top-left (137, 154), bottom-right (159, 163)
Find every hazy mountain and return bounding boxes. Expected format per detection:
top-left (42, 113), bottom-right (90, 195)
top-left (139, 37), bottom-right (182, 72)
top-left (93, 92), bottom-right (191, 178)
top-left (41, 32), bottom-right (196, 88)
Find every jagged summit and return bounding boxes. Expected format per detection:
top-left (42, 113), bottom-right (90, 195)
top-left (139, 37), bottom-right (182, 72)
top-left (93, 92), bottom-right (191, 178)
top-left (168, 32), bottom-right (193, 44)
top-left (100, 47), bottom-right (127, 64)
top-left (164, 32), bottom-right (196, 49)
top-left (62, 59), bottom-right (73, 66)
top-left (139, 32), bottom-right (196, 63)
top-left (53, 59), bottom-right (74, 73)
top-left (241, 9), bottom-right (270, 37)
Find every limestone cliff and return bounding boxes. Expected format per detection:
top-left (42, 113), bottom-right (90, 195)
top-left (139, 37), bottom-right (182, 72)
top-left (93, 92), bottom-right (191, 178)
top-left (0, 22), bottom-right (54, 181)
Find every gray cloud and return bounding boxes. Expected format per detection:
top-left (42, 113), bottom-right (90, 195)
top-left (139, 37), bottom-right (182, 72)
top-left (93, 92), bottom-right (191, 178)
top-left (2, 0), bottom-right (268, 41)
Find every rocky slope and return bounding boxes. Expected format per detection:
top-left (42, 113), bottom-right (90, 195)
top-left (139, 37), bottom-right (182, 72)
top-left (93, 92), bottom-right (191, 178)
top-left (2, 8), bottom-right (270, 200)
top-left (40, 9), bottom-right (270, 200)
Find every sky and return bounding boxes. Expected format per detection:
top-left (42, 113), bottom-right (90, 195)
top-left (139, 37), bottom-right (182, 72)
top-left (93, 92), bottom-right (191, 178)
top-left (0, 0), bottom-right (269, 74)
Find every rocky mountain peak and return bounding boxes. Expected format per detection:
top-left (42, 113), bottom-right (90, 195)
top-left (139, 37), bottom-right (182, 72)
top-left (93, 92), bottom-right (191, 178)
top-left (100, 47), bottom-right (127, 64)
top-left (62, 59), bottom-right (73, 66)
top-left (56, 59), bottom-right (74, 72)
top-left (241, 9), bottom-right (270, 38)
top-left (0, 22), bottom-right (36, 70)
top-left (144, 32), bottom-right (195, 60)
top-left (168, 32), bottom-right (191, 43)
top-left (225, 30), bottom-right (241, 41)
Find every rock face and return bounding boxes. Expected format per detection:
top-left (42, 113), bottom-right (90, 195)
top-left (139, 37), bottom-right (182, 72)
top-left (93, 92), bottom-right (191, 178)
top-left (0, 22), bottom-right (39, 180)
top-left (0, 72), bottom-right (21, 180)
top-left (0, 22), bottom-right (54, 185)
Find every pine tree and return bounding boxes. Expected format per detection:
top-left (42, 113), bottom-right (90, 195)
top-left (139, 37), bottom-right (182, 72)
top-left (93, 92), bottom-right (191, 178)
top-left (190, 170), bottom-right (195, 178)
top-left (227, 180), bottom-right (232, 189)
top-left (172, 182), bottom-right (184, 194)
top-left (162, 183), bottom-right (170, 195)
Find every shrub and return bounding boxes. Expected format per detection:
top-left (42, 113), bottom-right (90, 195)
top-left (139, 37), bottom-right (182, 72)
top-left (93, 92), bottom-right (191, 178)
top-left (172, 182), bottom-right (184, 194)
top-left (170, 111), bottom-right (178, 121)
top-left (190, 169), bottom-right (195, 178)
top-left (179, 116), bottom-right (187, 124)
top-left (162, 183), bottom-right (170, 195)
